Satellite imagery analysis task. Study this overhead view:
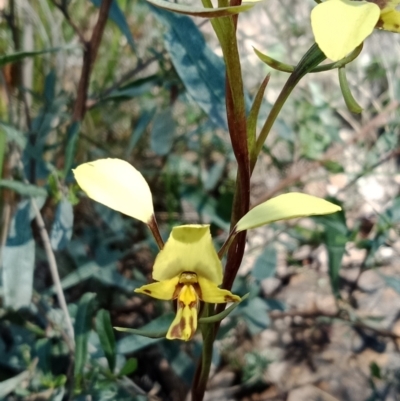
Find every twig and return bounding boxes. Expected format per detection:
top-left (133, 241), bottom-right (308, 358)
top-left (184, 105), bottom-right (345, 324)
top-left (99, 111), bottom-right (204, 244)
top-left (72, 0), bottom-right (113, 121)
top-left (31, 199), bottom-right (75, 348)
top-left (86, 55), bottom-right (161, 109)
top-left (52, 0), bottom-right (86, 45)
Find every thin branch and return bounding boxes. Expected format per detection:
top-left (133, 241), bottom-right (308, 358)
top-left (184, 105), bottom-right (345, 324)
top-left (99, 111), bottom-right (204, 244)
top-left (72, 0), bottom-right (113, 121)
top-left (52, 0), bottom-right (87, 45)
top-left (86, 55), bottom-right (161, 109)
top-left (31, 199), bottom-right (75, 348)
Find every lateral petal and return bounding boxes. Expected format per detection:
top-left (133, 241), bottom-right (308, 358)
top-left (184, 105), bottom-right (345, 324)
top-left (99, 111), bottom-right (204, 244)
top-left (73, 158), bottom-right (154, 224)
top-left (152, 225), bottom-right (223, 285)
top-left (134, 276), bottom-right (179, 300)
top-left (197, 276), bottom-right (241, 304)
top-left (378, 9), bottom-right (400, 31)
top-left (311, 0), bottom-right (380, 61)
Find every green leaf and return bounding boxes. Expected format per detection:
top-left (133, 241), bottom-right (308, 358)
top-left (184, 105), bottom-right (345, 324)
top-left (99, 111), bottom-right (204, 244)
top-left (90, 0), bottom-right (136, 51)
top-left (2, 240), bottom-right (35, 309)
top-left (199, 293), bottom-right (249, 324)
top-left (236, 193), bottom-right (341, 232)
top-left (150, 108), bottom-right (175, 156)
top-left (152, 8), bottom-right (228, 129)
top-left (247, 74), bottom-right (270, 158)
top-left (50, 198), bottom-right (74, 250)
top-left (147, 0), bottom-right (253, 18)
top-left (95, 309), bottom-right (116, 373)
top-left (118, 358), bottom-right (138, 377)
top-left (238, 297), bottom-right (270, 335)
top-left (0, 179), bottom-right (47, 197)
top-left (253, 48), bottom-right (294, 73)
top-left (0, 128), bottom-right (6, 179)
top-left (252, 246), bottom-right (276, 281)
top-left (2, 200), bottom-right (39, 309)
top-left (103, 76), bottom-right (158, 102)
top-left (114, 312), bottom-right (174, 338)
top-left (338, 66), bottom-right (363, 113)
top-left (74, 293), bottom-right (97, 384)
top-left (0, 46), bottom-right (73, 68)
top-left (317, 207), bottom-right (348, 298)
top-left (125, 108), bottom-right (156, 156)
top-left (0, 122), bottom-right (27, 148)
top-left (0, 370), bottom-right (30, 398)
top-left (117, 331), bottom-right (164, 354)
top-left (63, 121), bottom-right (81, 177)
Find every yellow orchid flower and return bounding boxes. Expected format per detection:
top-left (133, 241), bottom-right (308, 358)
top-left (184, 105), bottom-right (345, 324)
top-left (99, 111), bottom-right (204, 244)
top-left (311, 0), bottom-right (400, 61)
top-left (73, 158), bottom-right (240, 342)
top-left (134, 225), bottom-right (240, 341)
top-left (73, 158), bottom-right (341, 340)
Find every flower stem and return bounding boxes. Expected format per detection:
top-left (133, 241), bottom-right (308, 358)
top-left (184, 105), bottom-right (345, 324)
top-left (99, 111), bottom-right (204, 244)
top-left (251, 43), bottom-right (326, 169)
top-left (148, 215), bottom-right (164, 250)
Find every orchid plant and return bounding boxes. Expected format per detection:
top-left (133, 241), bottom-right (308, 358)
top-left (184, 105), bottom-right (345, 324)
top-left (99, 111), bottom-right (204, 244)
top-left (71, 0), bottom-right (398, 399)
top-left (73, 158), bottom-right (340, 395)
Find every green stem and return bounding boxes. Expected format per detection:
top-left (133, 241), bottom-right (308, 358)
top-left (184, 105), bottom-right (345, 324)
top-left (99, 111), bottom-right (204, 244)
top-left (191, 304), bottom-right (215, 401)
top-left (251, 43), bottom-right (326, 169)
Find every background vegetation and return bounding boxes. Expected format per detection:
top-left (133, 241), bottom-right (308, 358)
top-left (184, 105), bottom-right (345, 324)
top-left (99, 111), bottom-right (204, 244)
top-left (0, 0), bottom-right (400, 400)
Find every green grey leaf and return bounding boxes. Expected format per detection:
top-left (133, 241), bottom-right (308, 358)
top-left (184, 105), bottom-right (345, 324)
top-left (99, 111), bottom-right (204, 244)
top-left (0, 47), bottom-right (73, 68)
top-left (252, 246), bottom-right (277, 281)
top-left (147, 0), bottom-right (253, 18)
top-left (115, 313), bottom-right (174, 338)
top-left (0, 370), bottom-right (30, 398)
top-left (74, 293), bottom-right (97, 382)
top-left (118, 358), bottom-right (138, 377)
top-left (95, 309), bottom-right (116, 372)
top-left (50, 198), bottom-right (74, 250)
top-left (150, 108), bottom-right (175, 156)
top-left (152, 8), bottom-right (228, 129)
top-left (0, 122), bottom-right (27, 148)
top-left (0, 179), bottom-right (47, 197)
top-left (90, 0), bottom-right (136, 51)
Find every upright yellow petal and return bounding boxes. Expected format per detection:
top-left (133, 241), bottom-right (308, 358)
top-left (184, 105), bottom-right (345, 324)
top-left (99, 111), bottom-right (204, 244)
top-left (378, 9), bottom-right (400, 31)
top-left (197, 276), bottom-right (241, 304)
top-left (152, 225), bottom-right (223, 285)
top-left (73, 158), bottom-right (154, 224)
top-left (134, 276), bottom-right (180, 300)
top-left (311, 0), bottom-right (380, 61)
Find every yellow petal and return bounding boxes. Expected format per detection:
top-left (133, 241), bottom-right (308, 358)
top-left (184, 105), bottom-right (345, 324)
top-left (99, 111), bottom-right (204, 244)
top-left (197, 276), bottom-right (241, 304)
top-left (152, 225), bottom-right (223, 285)
top-left (235, 193), bottom-right (341, 232)
top-left (311, 0), bottom-right (380, 61)
top-left (73, 158), bottom-right (154, 224)
top-left (167, 285), bottom-right (198, 341)
top-left (378, 9), bottom-right (400, 31)
top-left (134, 276), bottom-right (179, 300)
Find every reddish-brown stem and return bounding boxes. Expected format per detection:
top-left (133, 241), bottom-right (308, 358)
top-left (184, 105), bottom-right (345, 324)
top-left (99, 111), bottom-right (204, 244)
top-left (72, 0), bottom-right (113, 122)
top-left (148, 215), bottom-right (164, 250)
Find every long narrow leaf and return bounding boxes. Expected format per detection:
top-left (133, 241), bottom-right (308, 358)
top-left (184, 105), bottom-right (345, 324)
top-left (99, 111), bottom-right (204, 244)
top-left (74, 293), bottom-right (97, 385)
top-left (95, 309), bottom-right (116, 372)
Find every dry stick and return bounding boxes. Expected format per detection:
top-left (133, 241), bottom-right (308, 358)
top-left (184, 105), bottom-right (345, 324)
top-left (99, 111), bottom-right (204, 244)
top-left (72, 0), bottom-right (113, 122)
top-left (31, 198), bottom-right (75, 348)
top-left (254, 100), bottom-right (399, 205)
